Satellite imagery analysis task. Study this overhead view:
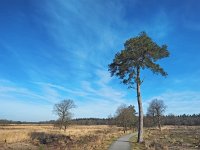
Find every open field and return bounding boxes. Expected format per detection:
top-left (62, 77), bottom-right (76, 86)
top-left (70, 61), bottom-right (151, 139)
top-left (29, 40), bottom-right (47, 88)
top-left (0, 124), bottom-right (129, 150)
top-left (131, 126), bottom-right (200, 150)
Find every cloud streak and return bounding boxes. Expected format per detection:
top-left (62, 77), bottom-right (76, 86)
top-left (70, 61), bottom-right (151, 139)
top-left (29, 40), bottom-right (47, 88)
top-left (32, 69), bottom-right (133, 118)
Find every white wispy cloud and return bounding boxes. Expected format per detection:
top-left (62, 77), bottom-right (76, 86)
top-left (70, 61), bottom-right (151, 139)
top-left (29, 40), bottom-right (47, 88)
top-left (0, 80), bottom-right (59, 121)
top-left (143, 90), bottom-right (200, 115)
top-left (95, 69), bottom-right (112, 86)
top-left (32, 69), bottom-right (132, 118)
top-left (0, 74), bottom-right (123, 120)
top-left (0, 100), bottom-right (54, 122)
top-left (36, 0), bottom-right (127, 66)
top-left (0, 80), bottom-right (64, 106)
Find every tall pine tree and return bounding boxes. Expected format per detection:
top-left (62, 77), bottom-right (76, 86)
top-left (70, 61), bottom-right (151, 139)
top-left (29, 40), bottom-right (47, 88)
top-left (108, 32), bottom-right (169, 142)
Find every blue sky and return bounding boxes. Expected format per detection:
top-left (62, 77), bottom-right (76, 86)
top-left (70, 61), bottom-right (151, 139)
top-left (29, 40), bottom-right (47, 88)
top-left (0, 0), bottom-right (200, 121)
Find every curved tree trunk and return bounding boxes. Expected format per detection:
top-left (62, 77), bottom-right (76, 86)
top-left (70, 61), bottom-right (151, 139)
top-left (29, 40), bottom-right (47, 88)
top-left (136, 67), bottom-right (144, 143)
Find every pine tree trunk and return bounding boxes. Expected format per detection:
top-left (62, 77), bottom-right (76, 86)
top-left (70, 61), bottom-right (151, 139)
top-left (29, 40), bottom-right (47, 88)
top-left (136, 67), bottom-right (144, 143)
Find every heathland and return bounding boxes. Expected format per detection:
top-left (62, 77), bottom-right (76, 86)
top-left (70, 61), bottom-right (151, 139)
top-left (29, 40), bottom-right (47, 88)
top-left (131, 126), bottom-right (200, 150)
top-left (0, 124), bottom-right (130, 150)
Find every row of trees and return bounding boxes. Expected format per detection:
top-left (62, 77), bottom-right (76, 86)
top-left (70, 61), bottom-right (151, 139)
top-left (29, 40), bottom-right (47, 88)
top-left (52, 98), bottom-right (200, 133)
top-left (72, 114), bottom-right (200, 127)
top-left (0, 98), bottom-right (199, 129)
top-left (114, 99), bottom-right (167, 131)
top-left (1, 113), bottom-right (200, 126)
top-left (144, 114), bottom-right (200, 127)
top-left (52, 98), bottom-right (166, 132)
top-left (52, 99), bottom-right (137, 132)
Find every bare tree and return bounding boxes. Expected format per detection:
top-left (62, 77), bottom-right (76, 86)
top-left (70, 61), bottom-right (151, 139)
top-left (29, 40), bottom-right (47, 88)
top-left (53, 99), bottom-right (76, 131)
top-left (147, 99), bottom-right (166, 130)
top-left (115, 104), bottom-right (136, 133)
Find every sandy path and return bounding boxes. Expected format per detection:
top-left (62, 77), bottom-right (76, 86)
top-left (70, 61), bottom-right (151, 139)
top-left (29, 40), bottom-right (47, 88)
top-left (108, 133), bottom-right (136, 150)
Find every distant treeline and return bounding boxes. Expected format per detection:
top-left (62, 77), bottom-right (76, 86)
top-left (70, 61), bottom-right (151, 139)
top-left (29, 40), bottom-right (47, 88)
top-left (0, 119), bottom-right (56, 125)
top-left (144, 114), bottom-right (200, 127)
top-left (164, 114), bottom-right (200, 126)
top-left (0, 114), bottom-right (200, 126)
top-left (72, 114), bottom-right (200, 127)
top-left (71, 118), bottom-right (110, 125)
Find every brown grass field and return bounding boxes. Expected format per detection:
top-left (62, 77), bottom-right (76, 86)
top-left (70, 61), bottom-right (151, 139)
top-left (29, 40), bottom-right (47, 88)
top-left (131, 126), bottom-right (200, 150)
top-left (0, 124), bottom-right (129, 150)
top-left (2, 124), bottom-right (200, 150)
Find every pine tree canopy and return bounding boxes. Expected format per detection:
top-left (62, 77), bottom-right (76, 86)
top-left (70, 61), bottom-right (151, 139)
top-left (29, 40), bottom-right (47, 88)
top-left (108, 32), bottom-right (170, 88)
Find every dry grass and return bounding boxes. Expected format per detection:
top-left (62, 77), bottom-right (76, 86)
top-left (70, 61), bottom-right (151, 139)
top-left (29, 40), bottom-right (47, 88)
top-left (131, 126), bottom-right (200, 150)
top-left (0, 124), bottom-right (128, 150)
